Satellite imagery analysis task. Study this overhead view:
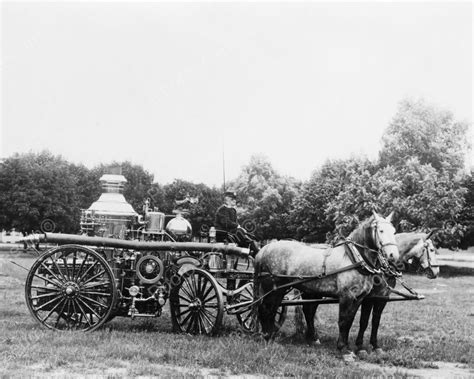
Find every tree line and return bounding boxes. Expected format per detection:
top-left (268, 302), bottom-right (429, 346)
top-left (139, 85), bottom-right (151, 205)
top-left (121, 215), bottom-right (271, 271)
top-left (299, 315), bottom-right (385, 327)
top-left (0, 99), bottom-right (472, 248)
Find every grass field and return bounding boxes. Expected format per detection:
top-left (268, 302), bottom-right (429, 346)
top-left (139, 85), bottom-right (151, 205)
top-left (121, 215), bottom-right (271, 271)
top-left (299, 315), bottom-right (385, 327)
top-left (0, 251), bottom-right (473, 378)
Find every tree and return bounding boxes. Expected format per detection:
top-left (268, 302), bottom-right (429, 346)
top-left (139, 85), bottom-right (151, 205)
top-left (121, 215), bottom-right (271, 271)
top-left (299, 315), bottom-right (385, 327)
top-left (0, 151), bottom-right (83, 233)
top-left (290, 159), bottom-right (356, 242)
top-left (459, 170), bottom-right (474, 249)
top-left (378, 98), bottom-right (471, 247)
top-left (379, 98), bottom-right (471, 177)
top-left (228, 155), bottom-right (300, 240)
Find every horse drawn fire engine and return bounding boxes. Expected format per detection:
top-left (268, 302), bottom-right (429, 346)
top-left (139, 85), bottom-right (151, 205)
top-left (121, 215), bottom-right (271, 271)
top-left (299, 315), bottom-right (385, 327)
top-left (21, 172), bottom-right (433, 357)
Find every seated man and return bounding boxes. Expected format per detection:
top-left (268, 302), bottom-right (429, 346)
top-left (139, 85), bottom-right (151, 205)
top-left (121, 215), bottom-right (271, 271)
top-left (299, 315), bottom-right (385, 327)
top-left (214, 191), bottom-right (259, 257)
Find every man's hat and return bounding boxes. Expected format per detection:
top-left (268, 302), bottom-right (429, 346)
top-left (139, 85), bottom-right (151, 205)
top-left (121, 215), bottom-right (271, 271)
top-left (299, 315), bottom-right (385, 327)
top-left (224, 190), bottom-right (236, 199)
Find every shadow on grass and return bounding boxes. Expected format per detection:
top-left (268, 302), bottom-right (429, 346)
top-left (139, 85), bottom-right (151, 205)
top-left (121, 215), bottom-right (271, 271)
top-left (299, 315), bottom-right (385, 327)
top-left (439, 265), bottom-right (474, 277)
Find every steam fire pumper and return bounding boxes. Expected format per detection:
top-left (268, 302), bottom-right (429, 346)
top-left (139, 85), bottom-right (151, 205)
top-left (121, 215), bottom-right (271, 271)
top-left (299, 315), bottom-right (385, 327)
top-left (22, 174), bottom-right (258, 333)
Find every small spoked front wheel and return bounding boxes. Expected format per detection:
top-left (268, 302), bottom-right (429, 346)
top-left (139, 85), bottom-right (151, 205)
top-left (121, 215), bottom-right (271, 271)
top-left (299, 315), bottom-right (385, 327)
top-left (170, 268), bottom-right (224, 335)
top-left (25, 244), bottom-right (116, 332)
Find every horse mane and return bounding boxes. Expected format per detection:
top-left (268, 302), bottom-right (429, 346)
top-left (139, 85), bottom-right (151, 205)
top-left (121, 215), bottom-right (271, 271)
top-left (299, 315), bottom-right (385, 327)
top-left (348, 216), bottom-right (377, 250)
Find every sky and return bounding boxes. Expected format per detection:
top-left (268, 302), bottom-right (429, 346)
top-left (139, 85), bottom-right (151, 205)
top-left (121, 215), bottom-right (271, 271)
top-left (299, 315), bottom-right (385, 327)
top-left (1, 2), bottom-right (472, 186)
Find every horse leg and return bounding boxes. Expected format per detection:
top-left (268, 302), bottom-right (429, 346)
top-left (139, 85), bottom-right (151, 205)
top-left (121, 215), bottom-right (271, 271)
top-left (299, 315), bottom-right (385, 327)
top-left (258, 290), bottom-right (286, 341)
top-left (337, 297), bottom-right (363, 358)
top-left (302, 293), bottom-right (321, 344)
top-left (369, 300), bottom-right (388, 353)
top-left (355, 299), bottom-right (373, 357)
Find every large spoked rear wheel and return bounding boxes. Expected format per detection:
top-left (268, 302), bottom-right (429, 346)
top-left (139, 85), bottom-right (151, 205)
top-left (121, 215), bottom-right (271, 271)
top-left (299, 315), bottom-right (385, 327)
top-left (25, 245), bottom-right (116, 332)
top-left (170, 268), bottom-right (224, 335)
top-left (235, 281), bottom-right (287, 334)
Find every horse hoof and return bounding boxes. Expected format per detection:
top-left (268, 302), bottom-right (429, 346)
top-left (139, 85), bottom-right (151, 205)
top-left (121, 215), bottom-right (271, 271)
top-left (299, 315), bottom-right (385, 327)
top-left (342, 352), bottom-right (356, 363)
top-left (314, 339), bottom-right (321, 345)
top-left (357, 350), bottom-right (368, 359)
top-left (374, 348), bottom-right (384, 355)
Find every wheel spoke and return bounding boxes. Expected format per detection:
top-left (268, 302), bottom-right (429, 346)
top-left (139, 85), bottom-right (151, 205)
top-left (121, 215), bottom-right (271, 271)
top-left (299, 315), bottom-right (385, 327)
top-left (34, 294), bottom-right (63, 311)
top-left (80, 291), bottom-right (111, 297)
top-left (80, 270), bottom-right (107, 286)
top-left (74, 253), bottom-right (89, 281)
top-left (39, 263), bottom-right (64, 285)
top-left (200, 308), bottom-right (216, 328)
top-left (194, 312), bottom-right (202, 334)
top-left (197, 274), bottom-right (204, 297)
top-left (31, 291), bottom-right (60, 300)
top-left (186, 313), bottom-right (198, 334)
top-left (74, 299), bottom-right (93, 327)
top-left (33, 273), bottom-right (62, 288)
top-left (76, 297), bottom-right (101, 319)
top-left (183, 276), bottom-right (197, 297)
top-left (41, 298), bottom-right (67, 323)
top-left (30, 285), bottom-right (60, 292)
top-left (70, 300), bottom-right (80, 329)
top-left (179, 281), bottom-right (194, 301)
top-left (178, 294), bottom-right (193, 303)
top-left (202, 293), bottom-right (217, 304)
top-left (78, 294), bottom-right (109, 309)
top-left (77, 260), bottom-right (99, 284)
top-left (81, 281), bottom-right (111, 289)
top-left (180, 310), bottom-right (194, 330)
top-left (201, 282), bottom-right (214, 301)
top-left (176, 307), bottom-right (191, 318)
top-left (49, 256), bottom-right (68, 283)
top-left (71, 251), bottom-right (77, 280)
top-left (61, 254), bottom-right (71, 281)
top-left (54, 299), bottom-right (68, 329)
top-left (188, 273), bottom-right (198, 295)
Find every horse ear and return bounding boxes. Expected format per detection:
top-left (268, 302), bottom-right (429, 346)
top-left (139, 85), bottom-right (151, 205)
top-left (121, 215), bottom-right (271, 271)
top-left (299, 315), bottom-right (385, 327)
top-left (425, 229), bottom-right (437, 240)
top-left (386, 211), bottom-right (394, 222)
top-left (372, 210), bottom-right (379, 219)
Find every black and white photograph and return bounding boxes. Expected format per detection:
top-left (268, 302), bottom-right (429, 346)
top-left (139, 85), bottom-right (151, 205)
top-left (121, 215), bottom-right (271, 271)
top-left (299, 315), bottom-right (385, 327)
top-left (1, 1), bottom-right (473, 377)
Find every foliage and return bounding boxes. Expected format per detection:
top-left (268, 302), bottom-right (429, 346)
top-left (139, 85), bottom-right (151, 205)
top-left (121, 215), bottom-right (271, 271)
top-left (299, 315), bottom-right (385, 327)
top-left (379, 98), bottom-right (471, 177)
top-left (290, 159), bottom-right (360, 242)
top-left (0, 151), bottom-right (85, 233)
top-left (458, 170), bottom-right (474, 249)
top-left (228, 155), bottom-right (300, 240)
top-left (290, 154), bottom-right (468, 247)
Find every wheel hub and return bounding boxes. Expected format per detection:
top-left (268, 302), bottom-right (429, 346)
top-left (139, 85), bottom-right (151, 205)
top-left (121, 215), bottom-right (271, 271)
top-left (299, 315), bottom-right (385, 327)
top-left (188, 298), bottom-right (202, 311)
top-left (62, 282), bottom-right (80, 298)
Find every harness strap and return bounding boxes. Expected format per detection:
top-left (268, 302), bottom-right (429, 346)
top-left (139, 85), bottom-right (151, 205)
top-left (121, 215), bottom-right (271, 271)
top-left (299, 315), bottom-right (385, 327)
top-left (343, 240), bottom-right (383, 275)
top-left (258, 261), bottom-right (363, 282)
top-left (247, 261), bottom-right (365, 312)
top-left (378, 271), bottom-right (422, 299)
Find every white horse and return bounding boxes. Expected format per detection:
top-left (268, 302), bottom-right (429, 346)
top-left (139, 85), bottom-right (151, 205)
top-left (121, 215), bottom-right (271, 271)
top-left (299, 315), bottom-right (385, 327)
top-left (254, 211), bottom-right (399, 359)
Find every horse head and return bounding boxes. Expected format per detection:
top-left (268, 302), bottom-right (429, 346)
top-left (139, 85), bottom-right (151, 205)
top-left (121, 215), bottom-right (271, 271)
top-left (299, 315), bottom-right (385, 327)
top-left (370, 210), bottom-right (400, 262)
top-left (349, 211), bottom-right (399, 264)
top-left (398, 232), bottom-right (440, 279)
top-left (417, 235), bottom-right (440, 279)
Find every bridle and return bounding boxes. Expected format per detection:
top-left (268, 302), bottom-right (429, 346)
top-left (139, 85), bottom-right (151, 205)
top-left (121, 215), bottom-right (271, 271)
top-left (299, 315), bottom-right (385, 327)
top-left (342, 218), bottom-right (399, 274)
top-left (418, 240), bottom-right (439, 270)
top-left (371, 220), bottom-right (398, 255)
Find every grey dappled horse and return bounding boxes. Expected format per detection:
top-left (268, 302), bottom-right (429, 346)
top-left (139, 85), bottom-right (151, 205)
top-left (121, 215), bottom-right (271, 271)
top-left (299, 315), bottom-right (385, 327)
top-left (354, 232), bottom-right (439, 356)
top-left (254, 211), bottom-right (399, 360)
